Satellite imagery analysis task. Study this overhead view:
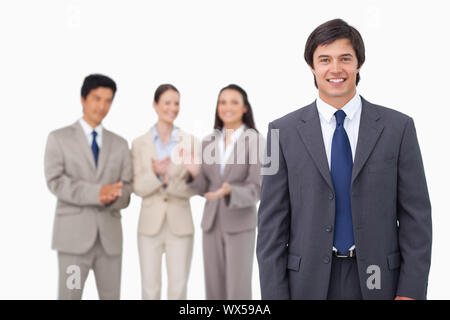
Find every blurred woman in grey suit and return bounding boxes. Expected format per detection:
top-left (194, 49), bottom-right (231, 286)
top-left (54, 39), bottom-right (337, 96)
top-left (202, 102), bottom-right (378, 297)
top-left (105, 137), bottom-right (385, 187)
top-left (183, 84), bottom-right (264, 299)
top-left (132, 84), bottom-right (198, 299)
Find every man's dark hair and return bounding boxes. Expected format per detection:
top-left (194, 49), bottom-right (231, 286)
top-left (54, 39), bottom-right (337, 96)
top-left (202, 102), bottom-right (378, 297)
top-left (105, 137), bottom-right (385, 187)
top-left (81, 74), bottom-right (117, 99)
top-left (154, 84), bottom-right (179, 103)
top-left (304, 19), bottom-right (365, 87)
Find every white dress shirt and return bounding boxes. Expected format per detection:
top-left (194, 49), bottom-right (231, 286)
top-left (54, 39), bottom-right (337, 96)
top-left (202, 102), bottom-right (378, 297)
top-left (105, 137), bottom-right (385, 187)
top-left (316, 93), bottom-right (362, 169)
top-left (316, 93), bottom-right (362, 253)
top-left (218, 124), bottom-right (246, 175)
top-left (79, 118), bottom-right (103, 147)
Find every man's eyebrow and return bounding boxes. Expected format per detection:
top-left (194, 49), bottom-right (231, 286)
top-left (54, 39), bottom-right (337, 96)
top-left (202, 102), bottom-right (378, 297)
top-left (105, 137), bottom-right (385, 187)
top-left (317, 53), bottom-right (354, 58)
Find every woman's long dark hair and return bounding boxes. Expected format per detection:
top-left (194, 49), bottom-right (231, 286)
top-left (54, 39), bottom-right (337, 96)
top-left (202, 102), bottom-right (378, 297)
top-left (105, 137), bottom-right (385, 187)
top-left (213, 84), bottom-right (257, 132)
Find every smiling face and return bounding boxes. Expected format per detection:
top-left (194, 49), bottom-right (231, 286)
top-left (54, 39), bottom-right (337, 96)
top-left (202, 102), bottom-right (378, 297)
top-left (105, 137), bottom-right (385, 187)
top-left (81, 87), bottom-right (114, 128)
top-left (217, 89), bottom-right (247, 129)
top-left (310, 38), bottom-right (360, 108)
top-left (153, 89), bottom-right (180, 124)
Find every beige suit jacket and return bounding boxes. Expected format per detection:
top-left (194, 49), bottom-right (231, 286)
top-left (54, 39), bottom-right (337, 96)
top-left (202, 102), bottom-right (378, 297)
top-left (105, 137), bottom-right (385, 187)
top-left (44, 121), bottom-right (132, 255)
top-left (188, 128), bottom-right (265, 233)
top-left (132, 129), bottom-right (198, 237)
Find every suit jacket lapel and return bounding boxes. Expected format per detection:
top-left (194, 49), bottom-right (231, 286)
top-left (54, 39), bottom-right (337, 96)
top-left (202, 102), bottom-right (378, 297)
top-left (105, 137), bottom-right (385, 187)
top-left (207, 131), bottom-right (222, 179)
top-left (141, 130), bottom-right (158, 177)
top-left (296, 102), bottom-right (334, 191)
top-left (169, 130), bottom-right (188, 178)
top-left (73, 121), bottom-right (96, 173)
top-left (222, 149), bottom-right (233, 180)
top-left (351, 97), bottom-right (384, 185)
top-left (145, 130), bottom-right (157, 159)
top-left (96, 128), bottom-right (112, 179)
top-left (222, 127), bottom-right (253, 180)
top-left (222, 132), bottom-right (237, 180)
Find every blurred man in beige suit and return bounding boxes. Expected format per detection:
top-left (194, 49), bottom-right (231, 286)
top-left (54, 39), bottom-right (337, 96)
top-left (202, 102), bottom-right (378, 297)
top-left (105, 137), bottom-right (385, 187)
top-left (44, 74), bottom-right (132, 300)
top-left (132, 84), bottom-right (198, 300)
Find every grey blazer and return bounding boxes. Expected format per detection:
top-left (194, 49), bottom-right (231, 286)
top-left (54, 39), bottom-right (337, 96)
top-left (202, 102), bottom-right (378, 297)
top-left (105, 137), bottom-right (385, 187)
top-left (44, 121), bottom-right (132, 255)
top-left (257, 97), bottom-right (432, 300)
top-left (188, 128), bottom-right (265, 233)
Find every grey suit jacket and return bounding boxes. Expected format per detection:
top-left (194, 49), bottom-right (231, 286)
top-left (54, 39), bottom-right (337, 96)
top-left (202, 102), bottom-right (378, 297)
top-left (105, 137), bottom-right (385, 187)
top-left (44, 121), bottom-right (132, 255)
top-left (257, 97), bottom-right (432, 300)
top-left (188, 128), bottom-right (265, 233)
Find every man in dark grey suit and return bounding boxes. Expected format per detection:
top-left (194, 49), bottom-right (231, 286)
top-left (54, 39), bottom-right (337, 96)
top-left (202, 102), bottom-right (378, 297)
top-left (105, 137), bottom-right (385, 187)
top-left (257, 19), bottom-right (432, 300)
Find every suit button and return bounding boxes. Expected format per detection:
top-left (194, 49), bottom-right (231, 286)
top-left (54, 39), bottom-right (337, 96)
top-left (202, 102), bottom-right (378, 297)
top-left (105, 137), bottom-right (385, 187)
top-left (323, 256), bottom-right (330, 264)
top-left (163, 198), bottom-right (168, 202)
top-left (329, 193), bottom-right (334, 200)
top-left (326, 225), bottom-right (332, 233)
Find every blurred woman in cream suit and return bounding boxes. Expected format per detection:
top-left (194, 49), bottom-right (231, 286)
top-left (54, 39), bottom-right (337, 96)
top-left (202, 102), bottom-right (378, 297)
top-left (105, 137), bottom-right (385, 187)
top-left (183, 84), bottom-right (265, 299)
top-left (132, 84), bottom-right (197, 299)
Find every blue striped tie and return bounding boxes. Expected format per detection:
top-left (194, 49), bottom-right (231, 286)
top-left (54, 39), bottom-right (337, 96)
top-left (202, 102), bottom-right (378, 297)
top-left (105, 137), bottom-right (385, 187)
top-left (331, 110), bottom-right (354, 254)
top-left (91, 130), bottom-right (99, 166)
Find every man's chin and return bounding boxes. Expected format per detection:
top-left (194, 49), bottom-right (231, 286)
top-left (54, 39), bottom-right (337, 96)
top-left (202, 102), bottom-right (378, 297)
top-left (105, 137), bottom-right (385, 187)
top-left (319, 88), bottom-right (354, 99)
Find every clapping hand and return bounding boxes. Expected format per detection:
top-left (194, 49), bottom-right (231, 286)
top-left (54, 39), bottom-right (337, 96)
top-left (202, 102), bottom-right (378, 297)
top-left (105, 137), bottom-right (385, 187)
top-left (204, 182), bottom-right (231, 200)
top-left (152, 157), bottom-right (171, 176)
top-left (99, 182), bottom-right (123, 205)
top-left (179, 148), bottom-right (200, 178)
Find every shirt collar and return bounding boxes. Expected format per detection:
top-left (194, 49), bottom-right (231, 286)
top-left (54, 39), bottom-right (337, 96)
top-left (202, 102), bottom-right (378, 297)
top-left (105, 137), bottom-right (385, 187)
top-left (79, 118), bottom-right (103, 137)
top-left (316, 92), bottom-right (361, 123)
top-left (221, 124), bottom-right (246, 143)
top-left (151, 124), bottom-right (179, 143)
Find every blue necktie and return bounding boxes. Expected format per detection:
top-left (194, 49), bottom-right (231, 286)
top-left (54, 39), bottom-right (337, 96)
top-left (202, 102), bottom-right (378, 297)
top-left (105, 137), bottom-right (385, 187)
top-left (331, 110), bottom-right (354, 254)
top-left (91, 130), bottom-right (99, 166)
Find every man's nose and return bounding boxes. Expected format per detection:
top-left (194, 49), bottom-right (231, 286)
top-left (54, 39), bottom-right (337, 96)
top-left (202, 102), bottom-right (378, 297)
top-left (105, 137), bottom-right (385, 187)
top-left (330, 60), bottom-right (342, 73)
top-left (98, 102), bottom-right (108, 111)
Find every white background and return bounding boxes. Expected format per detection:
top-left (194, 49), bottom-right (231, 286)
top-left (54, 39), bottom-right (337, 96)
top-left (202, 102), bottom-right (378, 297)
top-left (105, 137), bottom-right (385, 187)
top-left (0, 0), bottom-right (449, 299)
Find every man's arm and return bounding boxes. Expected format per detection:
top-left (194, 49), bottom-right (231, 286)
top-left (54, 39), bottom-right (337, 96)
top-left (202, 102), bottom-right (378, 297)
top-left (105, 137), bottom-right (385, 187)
top-left (256, 122), bottom-right (291, 299)
top-left (106, 142), bottom-right (133, 210)
top-left (396, 117), bottom-right (432, 300)
top-left (44, 132), bottom-right (102, 206)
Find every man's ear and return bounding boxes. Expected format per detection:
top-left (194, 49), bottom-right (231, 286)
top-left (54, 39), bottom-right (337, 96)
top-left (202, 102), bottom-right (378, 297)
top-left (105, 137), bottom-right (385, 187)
top-left (356, 62), bottom-right (363, 73)
top-left (309, 65), bottom-right (316, 76)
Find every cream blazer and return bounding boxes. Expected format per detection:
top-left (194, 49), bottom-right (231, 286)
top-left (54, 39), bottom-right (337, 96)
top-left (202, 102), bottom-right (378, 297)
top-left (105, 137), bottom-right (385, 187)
top-left (132, 129), bottom-right (198, 237)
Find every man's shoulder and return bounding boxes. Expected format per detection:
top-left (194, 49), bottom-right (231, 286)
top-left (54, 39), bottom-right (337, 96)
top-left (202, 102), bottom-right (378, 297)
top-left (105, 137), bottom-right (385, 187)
top-left (362, 98), bottom-right (412, 126)
top-left (270, 102), bottom-right (316, 129)
top-left (105, 129), bottom-right (129, 148)
top-left (48, 122), bottom-right (78, 140)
